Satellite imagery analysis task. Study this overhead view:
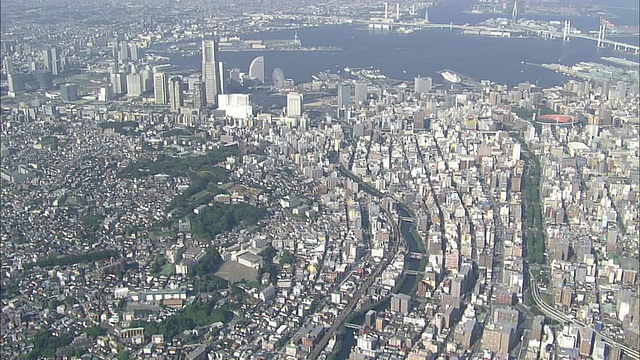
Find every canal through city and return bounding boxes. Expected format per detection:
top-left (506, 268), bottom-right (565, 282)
top-left (336, 206), bottom-right (423, 359)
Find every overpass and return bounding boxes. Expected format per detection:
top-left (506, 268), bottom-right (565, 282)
top-left (344, 323), bottom-right (362, 330)
top-left (404, 269), bottom-right (423, 276)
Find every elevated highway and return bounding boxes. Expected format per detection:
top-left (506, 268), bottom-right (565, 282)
top-left (528, 269), bottom-right (640, 360)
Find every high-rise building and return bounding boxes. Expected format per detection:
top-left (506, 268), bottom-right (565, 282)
top-left (364, 310), bottom-right (377, 328)
top-left (110, 72), bottom-right (126, 95)
top-left (248, 56), bottom-right (265, 83)
top-left (415, 76), bottom-right (432, 94)
top-left (338, 83), bottom-right (351, 110)
top-left (154, 72), bottom-right (169, 105)
top-left (7, 73), bottom-right (25, 96)
top-left (217, 94), bottom-right (252, 119)
top-left (192, 81), bottom-right (205, 109)
top-left (3, 57), bottom-right (15, 75)
top-left (141, 68), bottom-right (153, 93)
top-left (98, 85), bottom-right (113, 102)
top-left (169, 77), bottom-right (183, 112)
top-left (35, 70), bottom-right (54, 90)
top-left (130, 43), bottom-right (140, 62)
top-left (354, 82), bottom-right (368, 105)
top-left (390, 293), bottom-right (411, 314)
top-left (202, 40), bottom-right (219, 107)
top-left (287, 92), bottom-right (303, 117)
top-left (126, 74), bottom-right (142, 97)
top-left (42, 49), bottom-right (51, 73)
top-left (119, 41), bottom-right (130, 62)
top-left (60, 83), bottom-right (78, 102)
top-left (218, 62), bottom-right (226, 95)
top-left (50, 47), bottom-right (61, 75)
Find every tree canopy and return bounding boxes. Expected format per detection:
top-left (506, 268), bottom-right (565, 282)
top-left (118, 146), bottom-right (239, 178)
top-left (190, 203), bottom-right (267, 239)
top-left (131, 300), bottom-right (233, 340)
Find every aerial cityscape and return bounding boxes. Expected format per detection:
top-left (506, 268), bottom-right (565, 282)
top-left (0, 0), bottom-right (638, 359)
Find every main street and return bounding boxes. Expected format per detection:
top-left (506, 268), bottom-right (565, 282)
top-left (308, 207), bottom-right (403, 360)
top-left (528, 269), bottom-right (640, 360)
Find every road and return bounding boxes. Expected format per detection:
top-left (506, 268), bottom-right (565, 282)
top-left (308, 208), bottom-right (402, 360)
top-left (528, 269), bottom-right (640, 360)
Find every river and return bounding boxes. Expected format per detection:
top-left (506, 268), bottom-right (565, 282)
top-left (336, 206), bottom-right (422, 360)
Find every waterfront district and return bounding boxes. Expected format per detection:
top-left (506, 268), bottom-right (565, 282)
top-left (1, 1), bottom-right (639, 360)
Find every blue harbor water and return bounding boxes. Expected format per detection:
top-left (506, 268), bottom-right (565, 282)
top-left (170, 23), bottom-right (638, 91)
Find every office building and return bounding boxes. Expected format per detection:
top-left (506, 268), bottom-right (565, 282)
top-left (43, 47), bottom-right (62, 75)
top-left (364, 310), bottom-right (377, 328)
top-left (202, 40), bottom-right (219, 107)
top-left (60, 83), bottom-right (78, 102)
top-left (248, 56), bottom-right (265, 83)
top-left (98, 85), bottom-right (113, 102)
top-left (169, 77), bottom-right (183, 112)
top-left (287, 92), bottom-right (303, 117)
top-left (7, 73), bottom-right (25, 96)
top-left (110, 72), bottom-right (125, 95)
top-left (217, 94), bottom-right (252, 119)
top-left (354, 81), bottom-right (368, 105)
top-left (192, 81), bottom-right (205, 109)
top-left (481, 323), bottom-right (514, 356)
top-left (338, 83), bottom-right (351, 110)
top-left (119, 41), bottom-right (130, 62)
top-left (126, 74), bottom-right (142, 97)
top-left (3, 57), bottom-right (14, 75)
top-left (415, 76), bottom-right (432, 94)
top-left (140, 67), bottom-right (153, 93)
top-left (454, 319), bottom-right (477, 350)
top-left (130, 43), bottom-right (140, 61)
top-left (579, 329), bottom-right (594, 357)
top-left (218, 62), bottom-right (226, 95)
top-left (390, 293), bottom-right (411, 314)
top-left (154, 72), bottom-right (169, 105)
top-left (35, 70), bottom-right (53, 90)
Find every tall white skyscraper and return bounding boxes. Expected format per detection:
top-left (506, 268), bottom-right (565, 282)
top-left (218, 62), bottom-right (226, 95)
top-left (154, 72), bottom-right (169, 105)
top-left (202, 40), bottom-right (219, 107)
top-left (287, 92), bottom-right (303, 117)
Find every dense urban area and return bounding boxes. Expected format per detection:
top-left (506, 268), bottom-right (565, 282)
top-left (1, 0), bottom-right (639, 360)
